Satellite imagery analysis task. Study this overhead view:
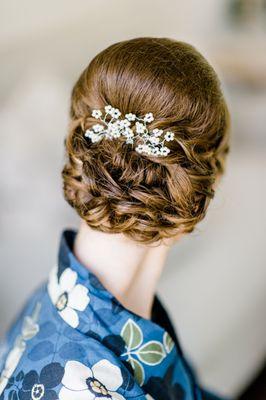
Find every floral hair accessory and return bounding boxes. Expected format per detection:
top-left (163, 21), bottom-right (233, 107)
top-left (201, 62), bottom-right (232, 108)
top-left (84, 105), bottom-right (175, 157)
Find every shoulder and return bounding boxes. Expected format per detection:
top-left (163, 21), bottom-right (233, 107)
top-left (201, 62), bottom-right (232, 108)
top-left (0, 285), bottom-right (145, 400)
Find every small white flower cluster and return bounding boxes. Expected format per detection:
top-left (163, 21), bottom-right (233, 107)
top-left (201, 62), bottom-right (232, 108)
top-left (84, 105), bottom-right (175, 157)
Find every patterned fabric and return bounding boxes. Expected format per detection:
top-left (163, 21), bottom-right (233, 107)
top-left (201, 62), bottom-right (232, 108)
top-left (0, 229), bottom-right (229, 400)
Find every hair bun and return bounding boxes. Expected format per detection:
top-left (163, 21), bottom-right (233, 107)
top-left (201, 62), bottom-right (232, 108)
top-left (62, 37), bottom-right (230, 244)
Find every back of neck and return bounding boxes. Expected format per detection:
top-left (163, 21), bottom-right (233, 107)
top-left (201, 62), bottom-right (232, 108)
top-left (73, 219), bottom-right (171, 319)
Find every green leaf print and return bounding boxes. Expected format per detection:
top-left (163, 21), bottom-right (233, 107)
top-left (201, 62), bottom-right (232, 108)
top-left (129, 357), bottom-right (145, 386)
top-left (163, 331), bottom-right (175, 353)
top-left (121, 318), bottom-right (143, 351)
top-left (136, 340), bottom-right (166, 365)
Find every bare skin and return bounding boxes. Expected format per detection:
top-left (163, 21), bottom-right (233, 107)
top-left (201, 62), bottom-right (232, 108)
top-left (73, 219), bottom-right (180, 319)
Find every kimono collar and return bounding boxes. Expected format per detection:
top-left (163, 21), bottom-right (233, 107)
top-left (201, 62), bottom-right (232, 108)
top-left (47, 229), bottom-right (196, 395)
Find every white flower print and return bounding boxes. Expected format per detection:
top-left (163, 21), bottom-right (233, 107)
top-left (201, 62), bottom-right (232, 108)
top-left (119, 119), bottom-right (131, 129)
top-left (84, 106), bottom-right (174, 157)
top-left (164, 131), bottom-right (175, 142)
top-left (85, 130), bottom-right (103, 143)
top-left (110, 108), bottom-right (121, 119)
top-left (108, 122), bottom-right (121, 138)
top-left (104, 105), bottom-right (113, 114)
top-left (0, 343), bottom-right (26, 394)
top-left (135, 122), bottom-right (145, 134)
top-left (48, 266), bottom-right (90, 328)
top-left (59, 359), bottom-right (126, 400)
top-left (149, 136), bottom-right (160, 145)
top-left (92, 110), bottom-right (102, 119)
top-left (126, 138), bottom-right (134, 145)
top-left (143, 113), bottom-right (154, 123)
top-left (125, 113), bottom-right (136, 121)
top-left (160, 146), bottom-right (170, 156)
top-left (85, 123), bottom-right (104, 141)
top-left (152, 128), bottom-right (163, 137)
top-left (0, 302), bottom-right (41, 396)
top-left (135, 144), bottom-right (145, 154)
top-left (92, 124), bottom-right (104, 133)
top-left (151, 148), bottom-right (161, 156)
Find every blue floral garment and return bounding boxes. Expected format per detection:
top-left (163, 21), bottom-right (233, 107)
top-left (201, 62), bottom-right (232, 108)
top-left (0, 229), bottom-right (228, 400)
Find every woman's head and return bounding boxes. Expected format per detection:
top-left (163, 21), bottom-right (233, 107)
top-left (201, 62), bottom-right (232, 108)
top-left (62, 37), bottom-right (230, 244)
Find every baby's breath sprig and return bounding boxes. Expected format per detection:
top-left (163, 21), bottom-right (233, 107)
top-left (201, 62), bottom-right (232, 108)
top-left (84, 105), bottom-right (174, 157)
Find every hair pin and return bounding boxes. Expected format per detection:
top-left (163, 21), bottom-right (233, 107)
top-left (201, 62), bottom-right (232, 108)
top-left (84, 105), bottom-right (174, 157)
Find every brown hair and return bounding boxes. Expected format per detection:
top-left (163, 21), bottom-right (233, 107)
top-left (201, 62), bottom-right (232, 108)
top-left (62, 37), bottom-right (230, 244)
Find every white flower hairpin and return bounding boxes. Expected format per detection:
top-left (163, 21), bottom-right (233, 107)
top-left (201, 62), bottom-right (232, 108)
top-left (84, 105), bottom-right (175, 157)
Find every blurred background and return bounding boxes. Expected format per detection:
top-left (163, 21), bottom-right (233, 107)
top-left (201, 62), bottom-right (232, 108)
top-left (0, 0), bottom-right (265, 398)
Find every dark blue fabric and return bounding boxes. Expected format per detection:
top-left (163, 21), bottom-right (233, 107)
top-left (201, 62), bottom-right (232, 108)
top-left (0, 228), bottom-right (229, 400)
